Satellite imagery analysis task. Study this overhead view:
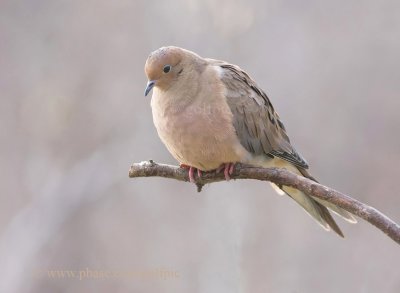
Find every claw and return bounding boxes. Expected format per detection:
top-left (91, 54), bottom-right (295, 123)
top-left (224, 164), bottom-right (231, 181)
top-left (188, 166), bottom-right (196, 183)
top-left (181, 164), bottom-right (202, 183)
top-left (182, 163), bottom-right (233, 183)
top-left (216, 163), bottom-right (236, 181)
top-left (229, 163), bottom-right (235, 175)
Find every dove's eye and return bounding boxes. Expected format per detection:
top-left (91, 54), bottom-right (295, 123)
top-left (163, 65), bottom-right (171, 73)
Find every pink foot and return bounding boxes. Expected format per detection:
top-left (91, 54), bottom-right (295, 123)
top-left (180, 164), bottom-right (202, 183)
top-left (217, 163), bottom-right (236, 181)
top-left (188, 166), bottom-right (196, 183)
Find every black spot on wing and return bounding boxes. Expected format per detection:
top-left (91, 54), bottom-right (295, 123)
top-left (277, 119), bottom-right (286, 131)
top-left (267, 111), bottom-right (276, 125)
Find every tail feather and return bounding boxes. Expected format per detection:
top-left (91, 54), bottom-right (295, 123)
top-left (263, 157), bottom-right (356, 237)
top-left (279, 185), bottom-right (344, 237)
top-left (298, 167), bottom-right (357, 224)
top-left (313, 200), bottom-right (345, 237)
top-left (313, 198), bottom-right (357, 224)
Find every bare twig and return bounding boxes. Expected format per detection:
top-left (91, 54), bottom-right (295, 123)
top-left (129, 160), bottom-right (400, 245)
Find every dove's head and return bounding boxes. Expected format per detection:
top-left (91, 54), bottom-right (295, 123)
top-left (144, 46), bottom-right (203, 96)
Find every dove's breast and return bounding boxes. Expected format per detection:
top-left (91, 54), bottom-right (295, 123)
top-left (150, 66), bottom-right (250, 170)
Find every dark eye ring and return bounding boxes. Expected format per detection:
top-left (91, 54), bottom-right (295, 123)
top-left (163, 65), bottom-right (171, 73)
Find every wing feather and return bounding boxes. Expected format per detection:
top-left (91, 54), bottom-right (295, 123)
top-left (209, 59), bottom-right (309, 169)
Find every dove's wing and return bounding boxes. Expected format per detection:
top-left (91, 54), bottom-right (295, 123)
top-left (208, 60), bottom-right (309, 169)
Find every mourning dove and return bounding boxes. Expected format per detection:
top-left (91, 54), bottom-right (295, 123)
top-left (144, 46), bottom-right (356, 237)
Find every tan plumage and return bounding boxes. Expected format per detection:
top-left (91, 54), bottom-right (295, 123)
top-left (144, 46), bottom-right (356, 237)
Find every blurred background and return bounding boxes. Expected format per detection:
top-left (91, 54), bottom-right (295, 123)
top-left (1, 0), bottom-right (399, 292)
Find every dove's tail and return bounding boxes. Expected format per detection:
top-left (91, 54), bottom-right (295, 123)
top-left (266, 158), bottom-right (357, 237)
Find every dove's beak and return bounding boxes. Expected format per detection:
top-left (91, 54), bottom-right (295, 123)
top-left (144, 80), bottom-right (155, 96)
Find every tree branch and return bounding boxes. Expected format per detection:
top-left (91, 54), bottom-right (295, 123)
top-left (129, 160), bottom-right (400, 245)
